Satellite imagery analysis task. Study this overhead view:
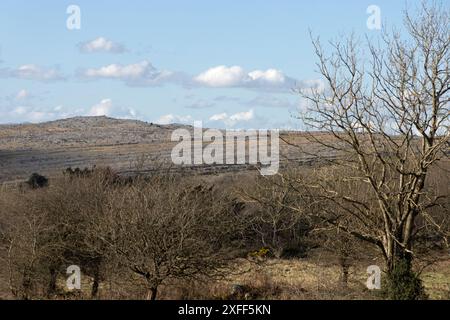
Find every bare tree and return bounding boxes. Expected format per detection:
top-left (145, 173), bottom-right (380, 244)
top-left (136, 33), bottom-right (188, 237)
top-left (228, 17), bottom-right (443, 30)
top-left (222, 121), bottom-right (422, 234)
top-left (0, 169), bottom-right (119, 299)
top-left (291, 2), bottom-right (449, 299)
top-left (239, 173), bottom-right (313, 258)
top-left (89, 175), bottom-right (242, 300)
top-left (0, 187), bottom-right (61, 299)
top-left (41, 170), bottom-right (113, 299)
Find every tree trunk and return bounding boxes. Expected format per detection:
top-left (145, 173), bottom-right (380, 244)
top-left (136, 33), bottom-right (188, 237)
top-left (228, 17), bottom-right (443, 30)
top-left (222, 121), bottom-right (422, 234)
top-left (21, 274), bottom-right (32, 300)
top-left (340, 259), bottom-right (350, 289)
top-left (146, 286), bottom-right (158, 300)
top-left (384, 242), bottom-right (426, 300)
top-left (47, 267), bottom-right (58, 298)
top-left (91, 270), bottom-right (100, 299)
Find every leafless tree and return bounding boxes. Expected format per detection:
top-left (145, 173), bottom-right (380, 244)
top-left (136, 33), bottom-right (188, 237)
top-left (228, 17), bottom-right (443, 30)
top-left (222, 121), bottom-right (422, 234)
top-left (0, 169), bottom-right (118, 299)
top-left (0, 187), bottom-right (61, 299)
top-left (41, 170), bottom-right (113, 298)
top-left (88, 175), bottom-right (242, 300)
top-left (239, 173), bottom-right (313, 258)
top-left (289, 2), bottom-right (449, 298)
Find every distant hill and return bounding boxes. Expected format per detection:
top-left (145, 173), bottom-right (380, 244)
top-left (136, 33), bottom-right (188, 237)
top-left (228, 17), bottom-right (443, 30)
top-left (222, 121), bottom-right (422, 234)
top-left (0, 116), bottom-right (310, 184)
top-left (0, 116), bottom-right (192, 151)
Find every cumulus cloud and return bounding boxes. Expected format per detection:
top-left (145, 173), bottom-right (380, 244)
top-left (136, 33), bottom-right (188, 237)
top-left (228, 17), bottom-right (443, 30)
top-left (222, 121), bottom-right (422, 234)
top-left (78, 37), bottom-right (126, 54)
top-left (209, 112), bottom-right (228, 121)
top-left (148, 108), bottom-right (284, 129)
top-left (209, 109), bottom-right (255, 126)
top-left (0, 89), bottom-right (61, 123)
top-left (83, 61), bottom-right (152, 79)
top-left (87, 98), bottom-right (137, 118)
top-left (154, 109), bottom-right (257, 128)
top-left (194, 66), bottom-right (247, 87)
top-left (229, 109), bottom-right (254, 122)
top-left (248, 69), bottom-right (285, 83)
top-left (88, 99), bottom-right (113, 116)
top-left (155, 114), bottom-right (193, 125)
top-left (10, 108), bottom-right (47, 122)
top-left (296, 79), bottom-right (326, 94)
top-left (78, 60), bottom-right (319, 92)
top-left (0, 64), bottom-right (65, 82)
top-left (0, 98), bottom-right (137, 124)
top-left (80, 60), bottom-right (177, 86)
top-left (194, 65), bottom-right (295, 91)
top-left (0, 105), bottom-right (74, 124)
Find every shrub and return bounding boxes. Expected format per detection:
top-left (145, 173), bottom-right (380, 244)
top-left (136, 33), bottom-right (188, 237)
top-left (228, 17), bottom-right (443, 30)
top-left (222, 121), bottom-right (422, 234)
top-left (26, 173), bottom-right (49, 189)
top-left (382, 259), bottom-right (428, 300)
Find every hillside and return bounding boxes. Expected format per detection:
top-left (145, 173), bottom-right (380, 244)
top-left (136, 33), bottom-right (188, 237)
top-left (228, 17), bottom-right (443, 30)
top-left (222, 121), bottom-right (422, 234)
top-left (0, 116), bottom-right (191, 150)
top-left (0, 116), bottom-right (313, 184)
top-left (0, 117), bottom-right (197, 183)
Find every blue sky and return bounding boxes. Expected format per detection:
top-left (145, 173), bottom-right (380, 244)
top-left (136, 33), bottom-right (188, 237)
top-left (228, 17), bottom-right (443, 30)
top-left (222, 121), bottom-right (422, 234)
top-left (0, 0), bottom-right (421, 128)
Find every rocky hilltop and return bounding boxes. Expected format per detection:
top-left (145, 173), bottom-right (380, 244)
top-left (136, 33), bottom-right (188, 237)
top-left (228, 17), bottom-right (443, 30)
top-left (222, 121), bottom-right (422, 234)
top-left (0, 116), bottom-right (309, 184)
top-left (0, 117), bottom-right (197, 183)
top-left (0, 116), bottom-right (191, 150)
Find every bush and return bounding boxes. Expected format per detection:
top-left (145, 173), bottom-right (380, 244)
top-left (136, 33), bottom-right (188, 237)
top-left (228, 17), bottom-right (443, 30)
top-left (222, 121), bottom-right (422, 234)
top-left (382, 259), bottom-right (428, 300)
top-left (26, 173), bottom-right (49, 189)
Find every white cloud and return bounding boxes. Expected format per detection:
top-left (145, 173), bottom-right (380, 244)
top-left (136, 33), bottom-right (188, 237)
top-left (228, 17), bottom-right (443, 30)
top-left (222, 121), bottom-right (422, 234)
top-left (154, 109), bottom-right (259, 128)
top-left (194, 65), bottom-right (247, 87)
top-left (84, 61), bottom-right (150, 79)
top-left (81, 60), bottom-right (176, 86)
top-left (297, 79), bottom-right (326, 94)
top-left (0, 89), bottom-right (64, 123)
top-left (0, 105), bottom-right (71, 123)
top-left (78, 37), bottom-right (126, 54)
top-left (0, 64), bottom-right (65, 82)
top-left (209, 109), bottom-right (255, 126)
top-left (0, 98), bottom-right (137, 124)
top-left (87, 98), bottom-right (137, 118)
top-left (209, 112), bottom-right (228, 121)
top-left (229, 109), bottom-right (254, 122)
top-left (155, 114), bottom-right (193, 125)
top-left (194, 65), bottom-right (294, 90)
top-left (248, 69), bottom-right (286, 84)
top-left (15, 65), bottom-right (62, 81)
top-left (88, 99), bottom-right (114, 116)
top-left (78, 61), bottom-right (318, 93)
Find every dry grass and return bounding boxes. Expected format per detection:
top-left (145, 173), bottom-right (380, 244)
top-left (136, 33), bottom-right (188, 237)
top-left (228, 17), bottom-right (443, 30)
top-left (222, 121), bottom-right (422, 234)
top-left (2, 254), bottom-right (447, 300)
top-left (421, 259), bottom-right (450, 300)
top-left (154, 254), bottom-right (449, 300)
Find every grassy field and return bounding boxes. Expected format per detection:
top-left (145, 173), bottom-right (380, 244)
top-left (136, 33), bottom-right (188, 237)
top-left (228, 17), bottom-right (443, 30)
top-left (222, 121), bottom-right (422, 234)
top-left (156, 255), bottom-right (450, 300)
top-left (5, 251), bottom-right (444, 301)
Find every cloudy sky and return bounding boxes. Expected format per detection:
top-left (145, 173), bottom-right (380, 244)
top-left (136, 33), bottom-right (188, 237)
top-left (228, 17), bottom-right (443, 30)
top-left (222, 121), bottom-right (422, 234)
top-left (0, 0), bottom-right (410, 129)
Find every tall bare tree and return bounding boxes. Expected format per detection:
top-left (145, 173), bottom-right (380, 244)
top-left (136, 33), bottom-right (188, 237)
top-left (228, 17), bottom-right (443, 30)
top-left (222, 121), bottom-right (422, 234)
top-left (292, 2), bottom-right (449, 299)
